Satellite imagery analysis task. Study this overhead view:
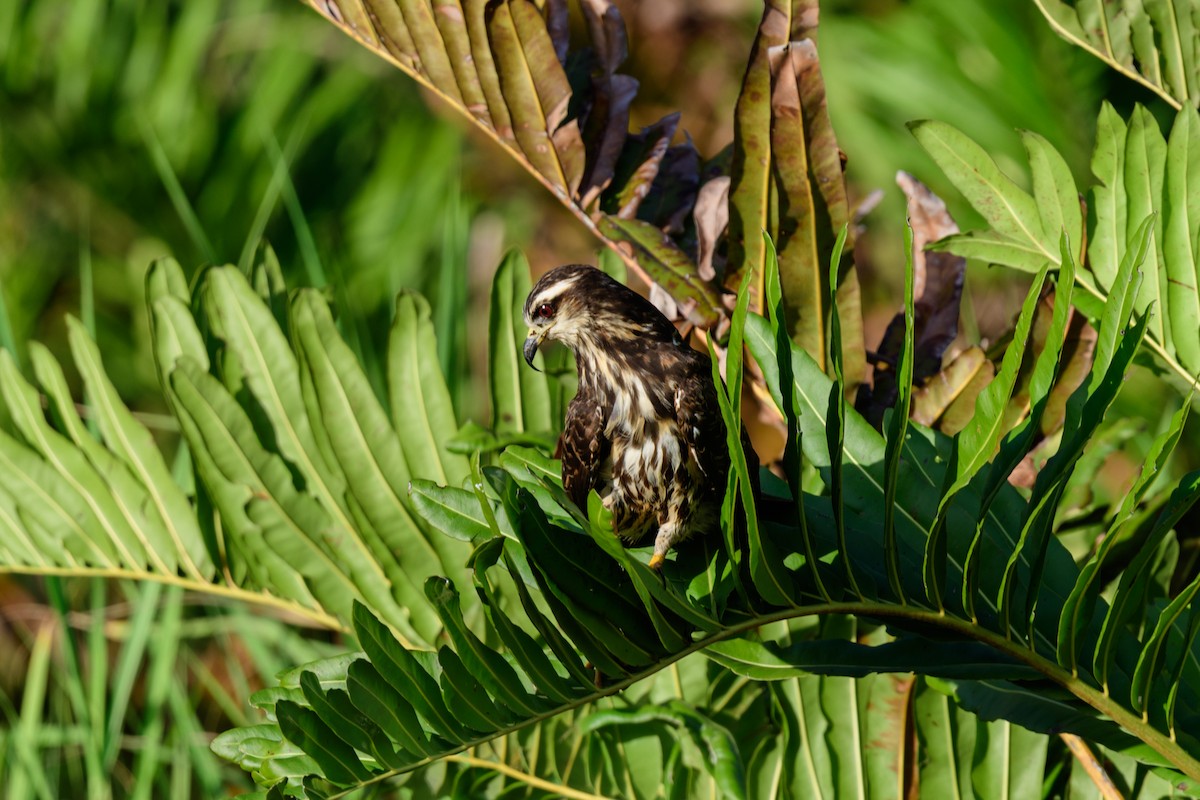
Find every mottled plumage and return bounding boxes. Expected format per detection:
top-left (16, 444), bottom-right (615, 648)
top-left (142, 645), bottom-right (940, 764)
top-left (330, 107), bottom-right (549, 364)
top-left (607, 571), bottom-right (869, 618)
top-left (522, 264), bottom-right (729, 569)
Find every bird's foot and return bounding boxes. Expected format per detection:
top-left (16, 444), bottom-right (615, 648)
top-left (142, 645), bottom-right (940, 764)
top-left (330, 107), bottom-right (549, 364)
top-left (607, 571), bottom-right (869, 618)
top-left (649, 521), bottom-right (680, 571)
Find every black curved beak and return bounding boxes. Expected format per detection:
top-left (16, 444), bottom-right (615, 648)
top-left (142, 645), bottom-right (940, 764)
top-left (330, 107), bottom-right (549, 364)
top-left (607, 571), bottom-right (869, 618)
top-left (523, 333), bottom-right (541, 371)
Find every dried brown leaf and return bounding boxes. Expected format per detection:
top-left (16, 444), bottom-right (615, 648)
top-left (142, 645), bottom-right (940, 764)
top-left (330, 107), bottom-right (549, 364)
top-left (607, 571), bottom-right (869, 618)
top-left (432, 0), bottom-right (490, 124)
top-left (579, 74), bottom-right (637, 210)
top-left (466, 0), bottom-right (515, 141)
top-left (640, 138), bottom-right (700, 235)
top-left (581, 0), bottom-right (628, 74)
top-left (487, 0), bottom-right (584, 197)
top-left (543, 0), bottom-right (569, 65)
top-left (694, 176), bottom-right (731, 282)
top-left (354, 1), bottom-right (416, 67)
top-left (727, 2), bottom-right (789, 308)
top-left (768, 41), bottom-right (822, 365)
top-left (791, 0), bottom-right (819, 41)
top-left (793, 40), bottom-right (851, 253)
top-left (397, 0), bottom-right (464, 102)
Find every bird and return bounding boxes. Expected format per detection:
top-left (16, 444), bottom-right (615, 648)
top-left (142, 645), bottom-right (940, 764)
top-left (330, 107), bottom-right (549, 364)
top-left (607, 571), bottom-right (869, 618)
top-left (522, 264), bottom-right (730, 570)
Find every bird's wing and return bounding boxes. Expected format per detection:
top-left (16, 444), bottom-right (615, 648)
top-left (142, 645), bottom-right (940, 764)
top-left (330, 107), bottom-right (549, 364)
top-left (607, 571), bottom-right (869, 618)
top-left (560, 391), bottom-right (611, 509)
top-left (674, 368), bottom-right (730, 489)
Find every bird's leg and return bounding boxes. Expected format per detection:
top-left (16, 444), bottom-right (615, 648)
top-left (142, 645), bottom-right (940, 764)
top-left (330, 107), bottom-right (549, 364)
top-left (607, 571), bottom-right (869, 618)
top-left (649, 520), bottom-right (681, 571)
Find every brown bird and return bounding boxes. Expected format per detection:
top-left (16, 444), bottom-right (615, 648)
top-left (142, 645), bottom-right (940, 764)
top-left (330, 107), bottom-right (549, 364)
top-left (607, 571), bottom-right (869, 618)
top-left (522, 265), bottom-right (729, 569)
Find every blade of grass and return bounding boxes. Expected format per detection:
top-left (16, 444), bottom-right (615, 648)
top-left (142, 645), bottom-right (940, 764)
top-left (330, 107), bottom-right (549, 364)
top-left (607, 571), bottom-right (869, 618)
top-left (131, 586), bottom-right (184, 800)
top-left (86, 580), bottom-right (107, 795)
top-left (238, 127), bottom-right (304, 274)
top-left (45, 578), bottom-right (105, 799)
top-left (10, 624), bottom-right (55, 800)
top-left (103, 581), bottom-right (163, 768)
top-left (138, 114), bottom-right (216, 264)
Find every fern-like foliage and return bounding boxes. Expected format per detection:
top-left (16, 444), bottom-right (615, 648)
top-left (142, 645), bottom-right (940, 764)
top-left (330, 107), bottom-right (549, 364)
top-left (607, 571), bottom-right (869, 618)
top-left (1035, 0), bottom-right (1200, 109)
top-left (194, 237), bottom-right (1200, 797)
top-left (913, 103), bottom-right (1200, 399)
top-left (0, 247), bottom-right (510, 646)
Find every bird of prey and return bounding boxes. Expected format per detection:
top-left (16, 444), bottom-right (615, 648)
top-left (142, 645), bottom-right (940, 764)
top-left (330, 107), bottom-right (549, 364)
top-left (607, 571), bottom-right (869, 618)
top-left (522, 264), bottom-right (730, 569)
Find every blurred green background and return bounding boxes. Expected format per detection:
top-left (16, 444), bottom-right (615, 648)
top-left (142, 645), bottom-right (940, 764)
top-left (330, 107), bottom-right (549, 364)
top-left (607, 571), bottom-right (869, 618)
top-left (0, 0), bottom-right (1185, 796)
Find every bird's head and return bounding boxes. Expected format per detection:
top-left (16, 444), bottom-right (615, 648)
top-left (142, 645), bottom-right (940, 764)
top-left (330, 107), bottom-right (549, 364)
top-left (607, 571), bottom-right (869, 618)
top-left (522, 264), bottom-right (677, 370)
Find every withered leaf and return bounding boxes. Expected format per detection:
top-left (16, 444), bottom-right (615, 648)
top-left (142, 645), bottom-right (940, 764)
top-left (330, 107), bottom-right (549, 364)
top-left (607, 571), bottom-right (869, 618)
top-left (727, 2), bottom-right (789, 307)
top-left (605, 112), bottom-right (680, 220)
top-left (639, 137), bottom-right (700, 235)
top-left (694, 176), bottom-right (731, 282)
top-left (543, 0), bottom-right (569, 65)
top-left (580, 0), bottom-right (628, 75)
top-left (579, 74), bottom-right (638, 210)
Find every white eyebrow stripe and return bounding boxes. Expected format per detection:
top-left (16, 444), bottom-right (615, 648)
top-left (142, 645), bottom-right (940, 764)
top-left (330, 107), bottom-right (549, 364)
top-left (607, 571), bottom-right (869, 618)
top-left (530, 275), bottom-right (580, 307)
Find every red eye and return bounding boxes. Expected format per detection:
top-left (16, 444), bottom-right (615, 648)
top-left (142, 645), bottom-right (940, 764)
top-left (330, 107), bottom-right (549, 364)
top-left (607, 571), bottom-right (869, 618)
top-left (535, 303), bottom-right (555, 320)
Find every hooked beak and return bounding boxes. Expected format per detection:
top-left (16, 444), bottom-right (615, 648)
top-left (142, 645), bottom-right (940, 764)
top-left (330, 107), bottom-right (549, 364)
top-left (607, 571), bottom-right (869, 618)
top-left (523, 330), bottom-right (542, 371)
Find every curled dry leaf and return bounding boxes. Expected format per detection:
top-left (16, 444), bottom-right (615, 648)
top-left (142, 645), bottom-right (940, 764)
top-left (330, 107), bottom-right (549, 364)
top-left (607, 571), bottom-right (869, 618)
top-left (308, 0), bottom-right (875, 384)
top-left (543, 0), bottom-right (569, 65)
top-left (640, 136), bottom-right (700, 235)
top-left (579, 73), bottom-right (638, 209)
top-left (694, 176), bottom-right (731, 281)
top-left (580, 0), bottom-right (627, 74)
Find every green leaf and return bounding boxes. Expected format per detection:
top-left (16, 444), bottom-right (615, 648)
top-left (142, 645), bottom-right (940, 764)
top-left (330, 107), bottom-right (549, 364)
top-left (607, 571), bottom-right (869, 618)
top-left (711, 266), bottom-right (794, 608)
top-left (489, 251), bottom-right (553, 436)
top-left (881, 223), bottom-right (916, 604)
top-left (352, 602), bottom-right (471, 743)
top-left (0, 351), bottom-right (138, 568)
top-left (345, 659), bottom-right (443, 759)
top-left (909, 119), bottom-right (1053, 265)
top-left (927, 264), bottom-right (1050, 609)
top-left (425, 576), bottom-right (552, 717)
top-left (1088, 102), bottom-right (1130, 293)
top-left (409, 480), bottom-right (506, 543)
top-left (1124, 105), bottom-right (1169, 345)
top-left (1059, 400), bottom-right (1192, 676)
top-left (276, 701), bottom-right (374, 785)
top-left (291, 289), bottom-right (460, 643)
top-left (1164, 106), bottom-right (1200, 374)
top-left (30, 343), bottom-right (177, 577)
top-left (1095, 470), bottom-right (1200, 693)
top-left (823, 226), bottom-right (861, 600)
top-left (1022, 129), bottom-right (1083, 262)
top-left (388, 291), bottom-right (471, 487)
top-left (581, 701), bottom-right (747, 800)
top-left (704, 636), bottom-right (1037, 681)
top-left (65, 319), bottom-right (214, 580)
top-left (1034, 0), bottom-right (1198, 109)
top-left (928, 230), bottom-right (1051, 274)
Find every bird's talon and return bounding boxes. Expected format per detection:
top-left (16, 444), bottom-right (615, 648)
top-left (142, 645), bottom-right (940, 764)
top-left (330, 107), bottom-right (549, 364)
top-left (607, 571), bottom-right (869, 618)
top-left (649, 553), bottom-right (666, 571)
